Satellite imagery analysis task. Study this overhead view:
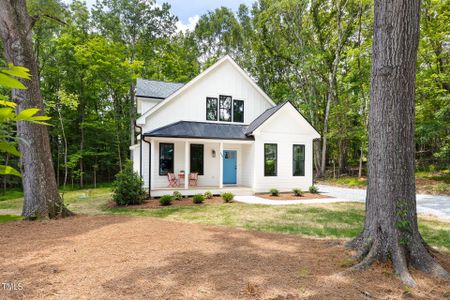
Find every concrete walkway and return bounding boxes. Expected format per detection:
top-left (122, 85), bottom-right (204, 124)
top-left (234, 185), bottom-right (450, 220)
top-left (317, 184), bottom-right (450, 220)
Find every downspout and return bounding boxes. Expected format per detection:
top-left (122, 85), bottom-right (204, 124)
top-left (134, 122), bottom-right (151, 198)
top-left (142, 137), bottom-right (151, 198)
top-left (134, 122), bottom-right (143, 178)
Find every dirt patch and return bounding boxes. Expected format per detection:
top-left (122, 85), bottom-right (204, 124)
top-left (0, 215), bottom-right (449, 299)
top-left (257, 192), bottom-right (331, 200)
top-left (108, 196), bottom-right (228, 209)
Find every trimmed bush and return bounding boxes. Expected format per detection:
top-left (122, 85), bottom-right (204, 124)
top-left (293, 188), bottom-right (304, 196)
top-left (192, 194), bottom-right (204, 204)
top-left (112, 161), bottom-right (145, 206)
top-left (159, 195), bottom-right (173, 206)
top-left (222, 192), bottom-right (234, 203)
top-left (204, 191), bottom-right (213, 199)
top-left (173, 191), bottom-right (183, 200)
top-left (309, 185), bottom-right (319, 194)
top-left (269, 188), bottom-right (279, 196)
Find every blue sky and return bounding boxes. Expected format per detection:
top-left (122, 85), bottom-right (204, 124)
top-left (74, 0), bottom-right (255, 31)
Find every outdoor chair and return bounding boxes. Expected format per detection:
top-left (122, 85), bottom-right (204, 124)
top-left (189, 172), bottom-right (198, 186)
top-left (167, 173), bottom-right (178, 187)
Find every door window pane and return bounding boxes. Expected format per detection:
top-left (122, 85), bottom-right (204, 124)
top-left (264, 144), bottom-right (277, 176)
top-left (159, 143), bottom-right (174, 175)
top-left (219, 95), bottom-right (232, 122)
top-left (293, 144), bottom-right (305, 176)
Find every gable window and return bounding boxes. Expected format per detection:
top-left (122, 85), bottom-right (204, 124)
top-left (293, 144), bottom-right (305, 176)
top-left (206, 97), bottom-right (218, 121)
top-left (190, 144), bottom-right (204, 175)
top-left (264, 143), bottom-right (277, 176)
top-left (219, 95), bottom-right (232, 122)
top-left (233, 100), bottom-right (244, 123)
top-left (159, 143), bottom-right (174, 175)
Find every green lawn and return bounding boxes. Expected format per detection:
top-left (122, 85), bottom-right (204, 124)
top-left (0, 214), bottom-right (22, 223)
top-left (1, 187), bottom-right (449, 251)
top-left (0, 190), bottom-right (24, 202)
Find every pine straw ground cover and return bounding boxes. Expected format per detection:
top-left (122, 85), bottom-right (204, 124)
top-left (0, 215), bottom-right (449, 299)
top-left (0, 187), bottom-right (449, 298)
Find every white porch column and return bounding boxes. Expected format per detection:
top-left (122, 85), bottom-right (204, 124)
top-left (184, 141), bottom-right (190, 189)
top-left (219, 142), bottom-right (224, 188)
top-left (150, 139), bottom-right (155, 190)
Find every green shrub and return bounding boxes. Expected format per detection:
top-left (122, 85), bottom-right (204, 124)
top-left (112, 161), bottom-right (145, 206)
top-left (159, 195), bottom-right (173, 206)
top-left (222, 192), bottom-right (234, 203)
top-left (192, 194), bottom-right (204, 204)
top-left (293, 188), bottom-right (304, 196)
top-left (173, 191), bottom-right (183, 200)
top-left (309, 185), bottom-right (319, 194)
top-left (270, 188), bottom-right (279, 196)
top-left (204, 191), bottom-right (213, 199)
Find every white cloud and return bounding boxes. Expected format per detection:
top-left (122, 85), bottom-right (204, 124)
top-left (175, 15), bottom-right (200, 33)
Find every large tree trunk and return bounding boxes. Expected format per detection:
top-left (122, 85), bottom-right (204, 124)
top-left (346, 0), bottom-right (448, 286)
top-left (0, 0), bottom-right (72, 219)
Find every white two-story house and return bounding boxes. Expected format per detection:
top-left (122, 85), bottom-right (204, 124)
top-left (131, 55), bottom-right (320, 197)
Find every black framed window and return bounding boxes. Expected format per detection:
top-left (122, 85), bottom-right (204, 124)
top-left (233, 100), bottom-right (244, 123)
top-left (206, 97), bottom-right (218, 121)
top-left (219, 95), bottom-right (232, 122)
top-left (159, 143), bottom-right (174, 175)
top-left (293, 144), bottom-right (305, 176)
top-left (264, 143), bottom-right (277, 176)
top-left (190, 144), bottom-right (204, 175)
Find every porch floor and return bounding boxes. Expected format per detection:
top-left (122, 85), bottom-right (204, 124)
top-left (150, 185), bottom-right (254, 197)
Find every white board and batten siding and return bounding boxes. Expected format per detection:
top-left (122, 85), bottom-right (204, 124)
top-left (138, 59), bottom-right (273, 133)
top-left (252, 104), bottom-right (320, 192)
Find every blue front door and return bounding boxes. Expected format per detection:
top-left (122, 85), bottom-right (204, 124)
top-left (223, 150), bottom-right (237, 184)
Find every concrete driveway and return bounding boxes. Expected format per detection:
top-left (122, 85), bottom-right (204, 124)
top-left (317, 184), bottom-right (450, 220)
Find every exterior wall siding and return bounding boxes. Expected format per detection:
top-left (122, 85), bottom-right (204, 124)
top-left (141, 61), bottom-right (273, 133)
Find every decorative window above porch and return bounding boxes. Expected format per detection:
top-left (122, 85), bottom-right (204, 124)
top-left (219, 95), bottom-right (232, 122)
top-left (206, 95), bottom-right (244, 123)
top-left (206, 97), bottom-right (218, 121)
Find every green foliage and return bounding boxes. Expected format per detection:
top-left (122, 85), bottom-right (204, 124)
top-left (159, 195), bottom-right (173, 206)
top-left (309, 186), bottom-right (319, 194)
top-left (293, 189), bottom-right (304, 196)
top-left (172, 191), bottom-right (183, 200)
top-left (0, 65), bottom-right (51, 178)
top-left (112, 161), bottom-right (145, 206)
top-left (203, 191), bottom-right (213, 199)
top-left (270, 188), bottom-right (279, 196)
top-left (221, 192), bottom-right (234, 203)
top-left (192, 194), bottom-right (204, 204)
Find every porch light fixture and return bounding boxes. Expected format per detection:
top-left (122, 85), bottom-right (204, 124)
top-left (212, 149), bottom-right (216, 158)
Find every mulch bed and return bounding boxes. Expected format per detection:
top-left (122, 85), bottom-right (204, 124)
top-left (256, 192), bottom-right (332, 200)
top-left (1, 215), bottom-right (449, 299)
top-left (108, 196), bottom-right (228, 209)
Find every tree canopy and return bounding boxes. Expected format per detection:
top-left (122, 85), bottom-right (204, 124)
top-left (1, 0), bottom-right (448, 191)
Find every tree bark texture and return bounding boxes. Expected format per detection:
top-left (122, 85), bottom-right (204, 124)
top-left (0, 0), bottom-right (72, 219)
top-left (347, 0), bottom-right (449, 286)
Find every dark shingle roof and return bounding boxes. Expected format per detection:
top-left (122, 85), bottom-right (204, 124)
top-left (144, 121), bottom-right (253, 140)
top-left (136, 78), bottom-right (185, 99)
top-left (245, 103), bottom-right (284, 135)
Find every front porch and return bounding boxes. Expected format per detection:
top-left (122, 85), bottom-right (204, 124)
top-left (143, 137), bottom-right (255, 197)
